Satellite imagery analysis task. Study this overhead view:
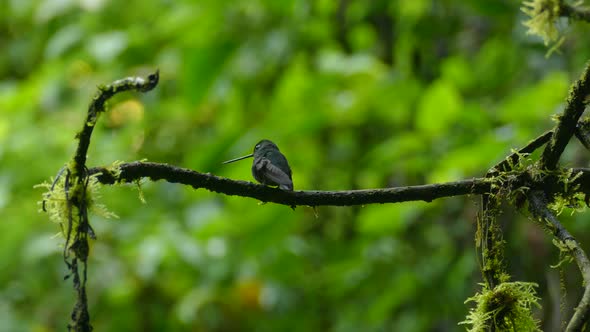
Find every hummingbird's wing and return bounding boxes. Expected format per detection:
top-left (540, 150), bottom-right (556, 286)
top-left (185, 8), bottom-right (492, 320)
top-left (255, 158), bottom-right (293, 191)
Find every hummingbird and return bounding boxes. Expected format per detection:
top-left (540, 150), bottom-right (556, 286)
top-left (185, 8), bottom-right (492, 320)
top-left (223, 139), bottom-right (293, 191)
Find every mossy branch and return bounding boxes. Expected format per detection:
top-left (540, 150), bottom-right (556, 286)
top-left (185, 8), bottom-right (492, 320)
top-left (49, 71), bottom-right (159, 332)
top-left (86, 162), bottom-right (590, 207)
top-left (540, 61), bottom-right (590, 170)
top-left (88, 162), bottom-right (491, 206)
top-left (528, 191), bottom-right (590, 332)
top-left (477, 193), bottom-right (505, 291)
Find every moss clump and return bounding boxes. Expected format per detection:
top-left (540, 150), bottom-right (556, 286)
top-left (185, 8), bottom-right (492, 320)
top-left (521, 0), bottom-right (564, 51)
top-left (460, 281), bottom-right (541, 332)
top-left (35, 169), bottom-right (117, 242)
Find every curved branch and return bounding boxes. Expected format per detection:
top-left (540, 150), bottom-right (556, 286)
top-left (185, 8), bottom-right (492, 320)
top-left (528, 191), bottom-right (590, 332)
top-left (540, 62), bottom-right (590, 170)
top-left (73, 71), bottom-right (159, 178)
top-left (88, 162), bottom-right (491, 206)
top-left (65, 71), bottom-right (159, 332)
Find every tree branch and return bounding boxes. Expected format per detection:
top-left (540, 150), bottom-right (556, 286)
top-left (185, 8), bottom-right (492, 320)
top-left (528, 190), bottom-right (590, 332)
top-left (88, 162), bottom-right (491, 206)
top-left (73, 71), bottom-right (159, 178)
top-left (87, 162), bottom-right (590, 207)
top-left (540, 62), bottom-right (590, 170)
top-left (574, 118), bottom-right (590, 150)
top-left (560, 3), bottom-right (590, 23)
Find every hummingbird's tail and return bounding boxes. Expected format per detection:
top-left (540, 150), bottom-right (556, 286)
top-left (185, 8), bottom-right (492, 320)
top-left (279, 183), bottom-right (294, 191)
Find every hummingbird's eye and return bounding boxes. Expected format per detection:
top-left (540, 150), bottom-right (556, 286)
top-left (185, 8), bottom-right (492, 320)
top-left (255, 144), bottom-right (261, 150)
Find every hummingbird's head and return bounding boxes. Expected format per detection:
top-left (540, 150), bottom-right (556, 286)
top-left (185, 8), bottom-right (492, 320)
top-left (222, 139), bottom-right (281, 164)
top-left (253, 139), bottom-right (279, 156)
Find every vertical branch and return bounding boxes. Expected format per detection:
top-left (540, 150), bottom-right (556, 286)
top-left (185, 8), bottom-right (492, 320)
top-left (67, 175), bottom-right (92, 332)
top-left (478, 193), bottom-right (505, 290)
top-left (62, 71), bottom-right (160, 332)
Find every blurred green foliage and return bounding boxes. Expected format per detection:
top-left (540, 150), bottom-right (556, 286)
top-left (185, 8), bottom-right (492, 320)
top-left (1, 0), bottom-right (590, 331)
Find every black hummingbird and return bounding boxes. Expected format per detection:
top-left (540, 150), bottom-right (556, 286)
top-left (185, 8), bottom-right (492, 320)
top-left (223, 139), bottom-right (293, 191)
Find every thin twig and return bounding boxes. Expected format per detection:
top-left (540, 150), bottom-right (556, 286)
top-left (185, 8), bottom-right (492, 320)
top-left (489, 130), bottom-right (553, 175)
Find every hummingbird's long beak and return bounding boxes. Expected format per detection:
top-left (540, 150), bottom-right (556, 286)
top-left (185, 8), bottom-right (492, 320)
top-left (222, 153), bottom-right (253, 164)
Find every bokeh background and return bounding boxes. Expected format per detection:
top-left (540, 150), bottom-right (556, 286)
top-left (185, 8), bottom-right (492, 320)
top-left (2, 0), bottom-right (590, 331)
